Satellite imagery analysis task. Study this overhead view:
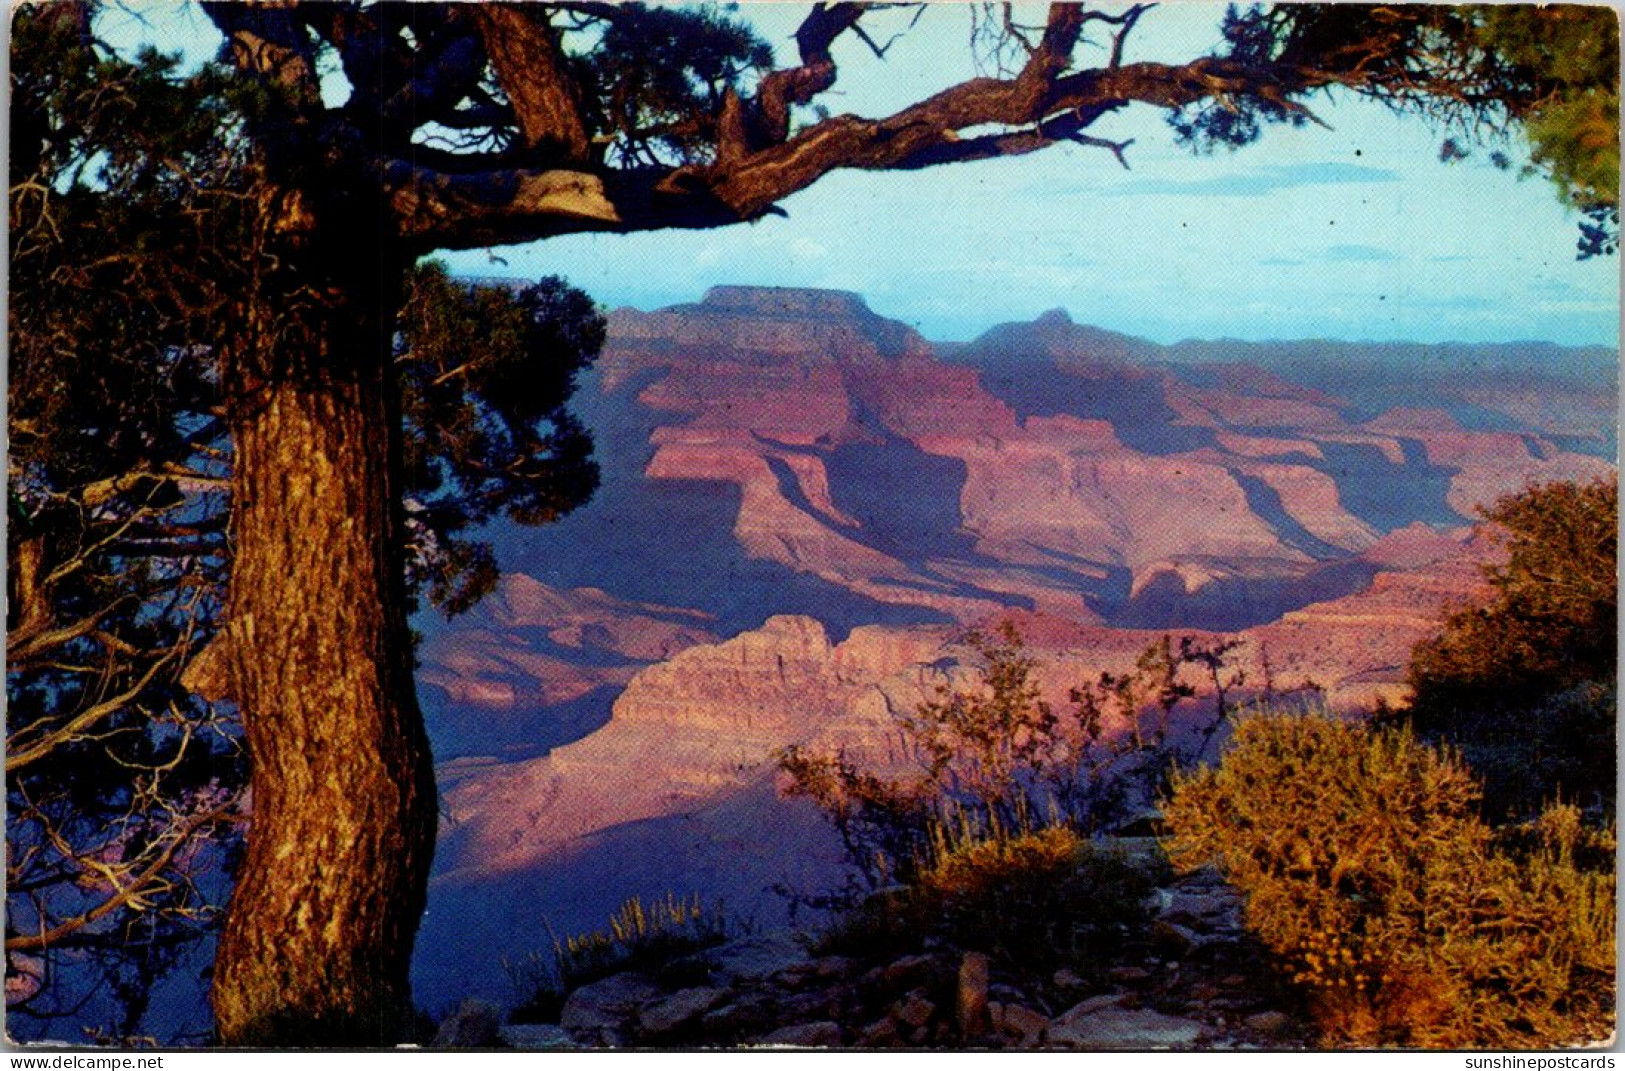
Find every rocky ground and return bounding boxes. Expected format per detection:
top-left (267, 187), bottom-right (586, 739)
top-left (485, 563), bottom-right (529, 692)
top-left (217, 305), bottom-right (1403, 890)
top-left (431, 852), bottom-right (1315, 1051)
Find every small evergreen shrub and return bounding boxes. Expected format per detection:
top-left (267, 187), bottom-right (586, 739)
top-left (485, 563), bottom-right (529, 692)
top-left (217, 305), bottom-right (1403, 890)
top-left (1163, 709), bottom-right (1616, 1048)
top-left (1406, 477), bottom-right (1617, 819)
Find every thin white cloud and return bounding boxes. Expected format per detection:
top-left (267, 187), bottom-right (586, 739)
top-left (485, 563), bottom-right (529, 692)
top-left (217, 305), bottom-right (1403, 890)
top-left (1114, 162), bottom-right (1402, 198)
top-left (1324, 244), bottom-right (1401, 263)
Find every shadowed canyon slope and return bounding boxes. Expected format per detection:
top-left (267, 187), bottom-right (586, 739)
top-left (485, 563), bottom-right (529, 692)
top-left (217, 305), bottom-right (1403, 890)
top-left (412, 286), bottom-right (1614, 1009)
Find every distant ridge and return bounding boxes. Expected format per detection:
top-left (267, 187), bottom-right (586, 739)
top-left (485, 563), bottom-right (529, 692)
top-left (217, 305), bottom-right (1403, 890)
top-left (450, 275), bottom-right (1617, 368)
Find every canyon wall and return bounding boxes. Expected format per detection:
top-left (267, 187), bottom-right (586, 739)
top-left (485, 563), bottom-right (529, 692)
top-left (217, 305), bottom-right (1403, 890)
top-left (412, 286), bottom-right (1614, 1009)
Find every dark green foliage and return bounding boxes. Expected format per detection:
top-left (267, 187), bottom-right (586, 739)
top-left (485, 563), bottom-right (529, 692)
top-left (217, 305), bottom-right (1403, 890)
top-left (779, 623), bottom-right (1062, 888)
top-left (1406, 477), bottom-right (1617, 818)
top-left (1441, 477), bottom-right (1616, 688)
top-left (1578, 203), bottom-right (1619, 258)
top-left (776, 744), bottom-right (939, 889)
top-left (1184, 4), bottom-right (1619, 255)
top-left (6, 5), bottom-right (609, 1037)
top-left (7, 3), bottom-right (248, 1038)
top-left (1164, 710), bottom-right (1615, 1048)
top-left (899, 625), bottom-right (1059, 815)
top-left (915, 827), bottom-right (1161, 981)
top-left (583, 3), bottom-right (774, 167)
top-left (1474, 5), bottom-right (1619, 216)
top-left (812, 825), bottom-right (1161, 999)
top-left (397, 262), bottom-right (604, 614)
top-left (782, 626), bottom-right (1213, 997)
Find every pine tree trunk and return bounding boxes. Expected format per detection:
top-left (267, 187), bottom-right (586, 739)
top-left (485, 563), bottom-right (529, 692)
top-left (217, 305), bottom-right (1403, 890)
top-left (208, 197), bottom-right (436, 1046)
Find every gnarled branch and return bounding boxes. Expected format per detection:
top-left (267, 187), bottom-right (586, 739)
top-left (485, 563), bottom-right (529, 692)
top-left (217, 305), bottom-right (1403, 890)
top-left (471, 4), bottom-right (592, 164)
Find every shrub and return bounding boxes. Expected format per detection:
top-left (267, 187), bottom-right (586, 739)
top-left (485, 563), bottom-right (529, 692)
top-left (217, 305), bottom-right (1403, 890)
top-left (779, 624), bottom-right (1235, 885)
top-left (916, 825), bottom-right (1161, 977)
top-left (1163, 709), bottom-right (1615, 1048)
top-left (1406, 476), bottom-right (1617, 818)
top-left (813, 822), bottom-right (1161, 993)
top-left (1433, 681), bottom-right (1618, 822)
top-left (508, 893), bottom-right (729, 1023)
top-left (778, 623), bottom-right (1068, 887)
top-left (776, 743), bottom-right (938, 888)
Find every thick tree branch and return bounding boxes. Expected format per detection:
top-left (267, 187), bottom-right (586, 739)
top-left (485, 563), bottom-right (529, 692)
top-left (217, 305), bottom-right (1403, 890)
top-left (388, 164), bottom-right (626, 247)
top-left (699, 57), bottom-right (1293, 220)
top-left (376, 27), bottom-right (489, 147)
top-left (200, 2), bottom-right (322, 111)
top-left (471, 5), bottom-right (592, 164)
top-left (1100, 3), bottom-right (1154, 69)
top-left (7, 538), bottom-right (55, 657)
top-left (389, 0), bottom-right (1393, 252)
top-left (7, 609), bottom-right (112, 673)
top-left (745, 3), bottom-right (869, 153)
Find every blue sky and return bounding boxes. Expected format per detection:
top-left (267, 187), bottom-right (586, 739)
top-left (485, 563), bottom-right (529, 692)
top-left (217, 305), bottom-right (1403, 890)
top-left (103, 1), bottom-right (1620, 346)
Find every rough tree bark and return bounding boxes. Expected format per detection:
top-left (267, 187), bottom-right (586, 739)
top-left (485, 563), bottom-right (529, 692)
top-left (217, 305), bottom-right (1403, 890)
top-left (203, 187), bottom-right (435, 1045)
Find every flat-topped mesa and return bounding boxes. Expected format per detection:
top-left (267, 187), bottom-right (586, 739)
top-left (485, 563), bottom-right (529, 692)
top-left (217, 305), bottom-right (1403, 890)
top-left (700, 285), bottom-right (874, 320)
top-left (603, 285), bottom-right (932, 378)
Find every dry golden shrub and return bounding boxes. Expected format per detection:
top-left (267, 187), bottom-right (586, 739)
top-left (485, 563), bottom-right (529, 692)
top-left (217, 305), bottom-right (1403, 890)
top-left (1163, 710), bottom-right (1615, 1048)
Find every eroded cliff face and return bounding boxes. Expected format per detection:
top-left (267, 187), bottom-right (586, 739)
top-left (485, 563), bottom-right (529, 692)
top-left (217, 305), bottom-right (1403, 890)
top-left (435, 615), bottom-right (919, 883)
top-left (577, 290), bottom-right (1605, 630)
top-left (419, 575), bottom-right (721, 760)
top-left (412, 286), bottom-right (1614, 1007)
top-left (431, 524), bottom-right (1496, 884)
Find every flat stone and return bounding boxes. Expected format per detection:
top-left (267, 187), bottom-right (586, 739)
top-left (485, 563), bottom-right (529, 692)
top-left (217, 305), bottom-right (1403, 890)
top-left (498, 1023), bottom-right (581, 1050)
top-left (637, 986), bottom-right (729, 1036)
top-left (1061, 992), bottom-right (1128, 1018)
top-left (755, 1021), bottom-right (843, 1047)
top-left (1052, 967), bottom-right (1086, 991)
top-left (864, 952), bottom-right (941, 991)
top-left (1049, 1004), bottom-right (1207, 1050)
top-left (1150, 920), bottom-right (1196, 957)
top-left (777, 989), bottom-right (838, 1021)
top-left (858, 1017), bottom-right (901, 1047)
top-left (892, 991), bottom-right (935, 1030)
top-left (1160, 888), bottom-right (1235, 922)
top-left (569, 1026), bottom-right (626, 1048)
top-left (1106, 836), bottom-right (1165, 867)
top-left (559, 972), bottom-right (664, 1034)
top-left (811, 955), bottom-right (855, 980)
top-left (706, 933), bottom-right (811, 985)
top-left (864, 1020), bottom-right (903, 1053)
top-left (700, 995), bottom-right (774, 1036)
top-left (988, 982), bottom-right (1028, 1003)
top-left (1187, 981), bottom-right (1222, 1002)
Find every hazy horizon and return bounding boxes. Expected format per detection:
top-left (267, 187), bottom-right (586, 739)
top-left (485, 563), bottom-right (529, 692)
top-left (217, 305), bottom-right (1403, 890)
top-left (453, 273), bottom-right (1623, 353)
